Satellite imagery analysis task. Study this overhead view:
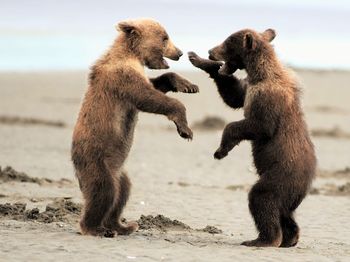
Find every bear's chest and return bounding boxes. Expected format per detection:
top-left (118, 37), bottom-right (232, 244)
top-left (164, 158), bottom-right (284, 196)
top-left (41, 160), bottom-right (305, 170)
top-left (113, 101), bottom-right (138, 137)
top-left (243, 86), bottom-right (260, 117)
top-left (125, 58), bottom-right (149, 82)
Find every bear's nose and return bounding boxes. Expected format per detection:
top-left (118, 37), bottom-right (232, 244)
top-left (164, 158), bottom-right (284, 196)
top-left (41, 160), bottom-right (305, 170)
top-left (178, 50), bottom-right (183, 57)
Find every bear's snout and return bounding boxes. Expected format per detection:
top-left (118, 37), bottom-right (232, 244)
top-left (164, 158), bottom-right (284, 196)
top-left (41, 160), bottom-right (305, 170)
top-left (208, 45), bottom-right (224, 61)
top-left (208, 49), bottom-right (218, 61)
top-left (165, 47), bottom-right (183, 61)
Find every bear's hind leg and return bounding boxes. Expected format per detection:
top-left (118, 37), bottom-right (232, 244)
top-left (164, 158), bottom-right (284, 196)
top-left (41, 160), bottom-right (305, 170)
top-left (103, 172), bottom-right (138, 235)
top-left (280, 213), bottom-right (300, 247)
top-left (80, 164), bottom-right (116, 237)
top-left (242, 182), bottom-right (282, 247)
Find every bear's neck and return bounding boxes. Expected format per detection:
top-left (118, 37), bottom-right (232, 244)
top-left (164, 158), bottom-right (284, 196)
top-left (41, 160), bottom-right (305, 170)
top-left (245, 47), bottom-right (284, 85)
top-left (108, 36), bottom-right (143, 65)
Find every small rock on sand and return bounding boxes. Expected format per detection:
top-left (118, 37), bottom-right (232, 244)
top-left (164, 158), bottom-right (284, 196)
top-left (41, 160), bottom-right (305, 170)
top-left (192, 116), bottom-right (226, 131)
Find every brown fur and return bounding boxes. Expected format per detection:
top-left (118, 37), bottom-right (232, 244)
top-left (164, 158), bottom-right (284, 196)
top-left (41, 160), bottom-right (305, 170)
top-left (188, 29), bottom-right (316, 247)
top-left (72, 18), bottom-right (198, 237)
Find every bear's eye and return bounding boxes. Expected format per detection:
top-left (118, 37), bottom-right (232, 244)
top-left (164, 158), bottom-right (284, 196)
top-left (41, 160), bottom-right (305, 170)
top-left (163, 36), bottom-right (169, 42)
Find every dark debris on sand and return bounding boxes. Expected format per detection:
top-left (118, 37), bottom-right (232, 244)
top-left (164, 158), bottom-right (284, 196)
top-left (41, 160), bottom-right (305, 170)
top-left (225, 185), bottom-right (246, 191)
top-left (0, 166), bottom-right (42, 184)
top-left (137, 214), bottom-right (222, 234)
top-left (137, 214), bottom-right (190, 231)
top-left (337, 182), bottom-right (350, 195)
top-left (0, 199), bottom-right (82, 223)
top-left (335, 167), bottom-right (350, 175)
top-left (310, 167), bottom-right (350, 196)
top-left (192, 116), bottom-right (226, 131)
top-left (311, 127), bottom-right (350, 139)
top-left (0, 166), bottom-right (72, 186)
top-left (0, 115), bottom-right (66, 128)
top-left (310, 182), bottom-right (350, 196)
top-left (317, 167), bottom-right (350, 179)
top-left (198, 225), bottom-right (223, 234)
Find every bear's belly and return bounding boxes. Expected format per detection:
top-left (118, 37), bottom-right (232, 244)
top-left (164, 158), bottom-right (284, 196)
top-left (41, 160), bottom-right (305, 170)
top-left (113, 101), bottom-right (138, 153)
top-left (252, 130), bottom-right (315, 178)
top-left (243, 85), bottom-right (260, 118)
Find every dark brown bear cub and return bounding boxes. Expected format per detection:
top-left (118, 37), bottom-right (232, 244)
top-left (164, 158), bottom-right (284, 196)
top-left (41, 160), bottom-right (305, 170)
top-left (188, 29), bottom-right (316, 247)
top-left (72, 18), bottom-right (198, 237)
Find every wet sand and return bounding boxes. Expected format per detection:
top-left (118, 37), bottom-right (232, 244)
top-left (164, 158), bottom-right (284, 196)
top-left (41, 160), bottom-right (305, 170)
top-left (0, 69), bottom-right (349, 261)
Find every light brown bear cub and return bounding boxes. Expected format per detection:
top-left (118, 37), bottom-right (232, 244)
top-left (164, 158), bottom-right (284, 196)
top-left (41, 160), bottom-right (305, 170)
top-left (72, 18), bottom-right (198, 237)
top-left (189, 29), bottom-right (316, 247)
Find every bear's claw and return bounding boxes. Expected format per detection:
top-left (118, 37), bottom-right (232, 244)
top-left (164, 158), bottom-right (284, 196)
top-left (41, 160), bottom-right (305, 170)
top-left (214, 148), bottom-right (228, 159)
top-left (177, 125), bottom-right (193, 140)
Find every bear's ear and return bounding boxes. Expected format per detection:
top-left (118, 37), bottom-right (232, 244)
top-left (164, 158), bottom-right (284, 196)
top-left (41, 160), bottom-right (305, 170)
top-left (261, 29), bottom-right (276, 42)
top-left (116, 21), bottom-right (140, 36)
top-left (244, 33), bottom-right (257, 50)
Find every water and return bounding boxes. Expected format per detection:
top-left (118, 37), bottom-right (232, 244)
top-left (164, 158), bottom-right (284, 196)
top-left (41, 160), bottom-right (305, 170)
top-left (1, 0), bottom-right (349, 71)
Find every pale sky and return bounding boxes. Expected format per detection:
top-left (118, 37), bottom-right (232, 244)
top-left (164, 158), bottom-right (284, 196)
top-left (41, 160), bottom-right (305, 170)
top-left (0, 0), bottom-right (349, 70)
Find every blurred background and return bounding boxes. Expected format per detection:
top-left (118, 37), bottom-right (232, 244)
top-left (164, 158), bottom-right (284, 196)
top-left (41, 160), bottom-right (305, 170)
top-left (1, 1), bottom-right (350, 260)
top-left (1, 0), bottom-right (350, 71)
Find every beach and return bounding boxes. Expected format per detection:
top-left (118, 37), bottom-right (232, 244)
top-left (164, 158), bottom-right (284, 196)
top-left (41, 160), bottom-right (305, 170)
top-left (0, 69), bottom-right (349, 261)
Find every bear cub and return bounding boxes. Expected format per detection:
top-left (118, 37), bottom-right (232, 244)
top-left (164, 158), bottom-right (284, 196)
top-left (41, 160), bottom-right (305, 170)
top-left (72, 18), bottom-right (198, 237)
top-left (189, 29), bottom-right (316, 247)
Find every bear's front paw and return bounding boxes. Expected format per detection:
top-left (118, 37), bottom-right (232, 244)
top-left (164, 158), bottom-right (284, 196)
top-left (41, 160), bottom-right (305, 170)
top-left (214, 147), bottom-right (228, 160)
top-left (175, 79), bottom-right (199, 94)
top-left (188, 51), bottom-right (203, 68)
top-left (176, 124), bottom-right (193, 140)
top-left (188, 51), bottom-right (223, 73)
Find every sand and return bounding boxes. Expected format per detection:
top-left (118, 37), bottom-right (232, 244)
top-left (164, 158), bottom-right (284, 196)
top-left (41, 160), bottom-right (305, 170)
top-left (0, 69), bottom-right (349, 261)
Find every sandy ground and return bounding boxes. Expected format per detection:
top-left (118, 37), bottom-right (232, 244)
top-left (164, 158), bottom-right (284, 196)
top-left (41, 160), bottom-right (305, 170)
top-left (0, 69), bottom-right (349, 261)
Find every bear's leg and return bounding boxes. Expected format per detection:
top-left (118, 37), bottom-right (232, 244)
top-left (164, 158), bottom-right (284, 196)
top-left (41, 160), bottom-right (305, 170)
top-left (242, 182), bottom-right (282, 247)
top-left (104, 172), bottom-right (138, 235)
top-left (280, 213), bottom-right (300, 247)
top-left (214, 122), bottom-right (240, 159)
top-left (79, 163), bottom-right (116, 237)
top-left (150, 73), bottom-right (199, 94)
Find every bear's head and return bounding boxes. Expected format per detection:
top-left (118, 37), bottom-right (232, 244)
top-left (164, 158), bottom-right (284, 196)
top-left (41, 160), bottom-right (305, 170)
top-left (116, 18), bottom-right (183, 69)
top-left (208, 29), bottom-right (276, 75)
